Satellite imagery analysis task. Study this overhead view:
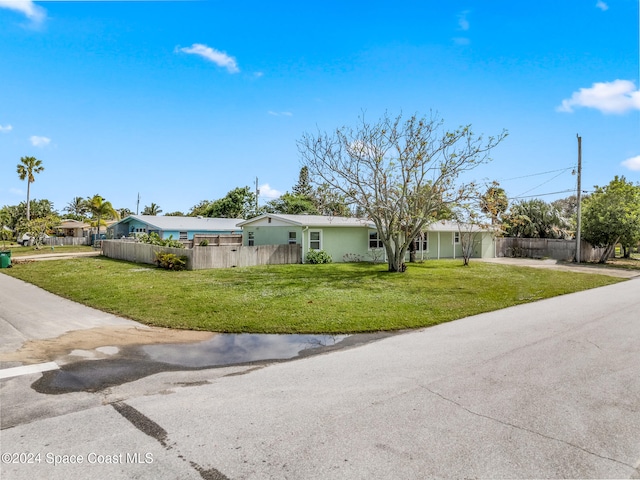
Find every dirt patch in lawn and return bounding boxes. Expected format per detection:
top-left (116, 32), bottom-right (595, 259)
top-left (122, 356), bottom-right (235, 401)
top-left (0, 326), bottom-right (214, 365)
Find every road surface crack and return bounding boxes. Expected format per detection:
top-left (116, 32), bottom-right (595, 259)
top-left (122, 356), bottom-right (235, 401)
top-left (111, 401), bottom-right (230, 479)
top-left (420, 385), bottom-right (636, 471)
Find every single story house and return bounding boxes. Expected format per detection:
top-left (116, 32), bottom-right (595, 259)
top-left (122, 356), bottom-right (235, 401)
top-left (237, 214), bottom-right (496, 263)
top-left (107, 215), bottom-right (244, 242)
top-left (55, 219), bottom-right (91, 238)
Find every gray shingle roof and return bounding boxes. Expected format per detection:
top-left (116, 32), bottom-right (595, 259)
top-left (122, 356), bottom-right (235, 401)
top-left (238, 214), bottom-right (375, 228)
top-left (117, 215), bottom-right (244, 231)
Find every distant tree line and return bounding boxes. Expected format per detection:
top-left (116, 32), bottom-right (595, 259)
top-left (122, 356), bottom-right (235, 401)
top-left (496, 176), bottom-right (640, 261)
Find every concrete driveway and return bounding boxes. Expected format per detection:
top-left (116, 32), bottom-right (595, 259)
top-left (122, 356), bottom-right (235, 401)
top-left (478, 257), bottom-right (640, 278)
top-left (0, 274), bottom-right (140, 356)
top-left (1, 273), bottom-right (639, 479)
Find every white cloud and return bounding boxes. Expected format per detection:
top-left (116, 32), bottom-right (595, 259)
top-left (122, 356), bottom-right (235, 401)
top-left (596, 1), bottom-right (609, 11)
top-left (9, 187), bottom-right (24, 196)
top-left (268, 111), bottom-right (293, 117)
top-left (557, 79), bottom-right (640, 114)
top-left (453, 37), bottom-right (470, 46)
top-left (621, 155), bottom-right (640, 171)
top-left (177, 43), bottom-right (239, 73)
top-left (0, 0), bottom-right (46, 23)
top-left (30, 135), bottom-right (51, 147)
top-left (0, 124), bottom-right (12, 133)
top-left (258, 184), bottom-right (282, 200)
top-left (458, 10), bottom-right (470, 31)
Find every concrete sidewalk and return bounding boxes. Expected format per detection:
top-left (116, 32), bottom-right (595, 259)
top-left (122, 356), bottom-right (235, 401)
top-left (9, 250), bottom-right (102, 262)
top-left (478, 256), bottom-right (640, 278)
top-left (0, 274), bottom-right (140, 357)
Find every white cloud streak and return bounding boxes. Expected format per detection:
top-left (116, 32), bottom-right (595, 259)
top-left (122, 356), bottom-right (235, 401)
top-left (0, 0), bottom-right (46, 23)
top-left (30, 135), bottom-right (51, 147)
top-left (621, 155), bottom-right (640, 171)
top-left (268, 111), bottom-right (293, 117)
top-left (596, 1), bottom-right (609, 11)
top-left (0, 124), bottom-right (13, 133)
top-left (557, 80), bottom-right (640, 114)
top-left (458, 10), bottom-right (470, 31)
top-left (177, 43), bottom-right (239, 73)
top-left (258, 184), bottom-right (282, 200)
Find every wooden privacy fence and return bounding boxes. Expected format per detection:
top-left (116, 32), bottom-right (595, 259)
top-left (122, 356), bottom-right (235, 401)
top-left (102, 240), bottom-right (301, 270)
top-left (192, 234), bottom-right (242, 247)
top-left (495, 237), bottom-right (607, 262)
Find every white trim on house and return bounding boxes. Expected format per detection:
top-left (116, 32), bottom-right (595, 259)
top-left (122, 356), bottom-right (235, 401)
top-left (238, 214), bottom-right (374, 229)
top-left (308, 229), bottom-right (323, 250)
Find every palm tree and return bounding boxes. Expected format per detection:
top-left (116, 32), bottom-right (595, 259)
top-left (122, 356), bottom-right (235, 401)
top-left (16, 156), bottom-right (44, 221)
top-left (64, 196), bottom-right (90, 218)
top-left (88, 194), bottom-right (120, 241)
top-left (118, 208), bottom-right (133, 218)
top-left (480, 183), bottom-right (508, 225)
top-left (141, 203), bottom-right (162, 216)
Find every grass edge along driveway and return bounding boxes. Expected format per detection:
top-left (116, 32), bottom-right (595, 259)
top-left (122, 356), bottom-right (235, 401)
top-left (1, 257), bottom-right (624, 334)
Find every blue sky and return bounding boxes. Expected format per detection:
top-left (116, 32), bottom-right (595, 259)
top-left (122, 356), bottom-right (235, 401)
top-left (1, 0), bottom-right (639, 215)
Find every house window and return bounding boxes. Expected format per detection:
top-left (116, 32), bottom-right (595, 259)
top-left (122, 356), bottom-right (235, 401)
top-left (453, 232), bottom-right (460, 244)
top-left (413, 234), bottom-right (428, 251)
top-left (309, 230), bottom-right (322, 250)
top-left (369, 231), bottom-right (383, 249)
top-left (288, 231), bottom-right (297, 244)
top-left (248, 231), bottom-right (255, 246)
top-left (179, 232), bottom-right (188, 240)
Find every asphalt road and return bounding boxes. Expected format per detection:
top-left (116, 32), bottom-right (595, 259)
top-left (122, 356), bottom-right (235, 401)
top-left (1, 273), bottom-right (639, 479)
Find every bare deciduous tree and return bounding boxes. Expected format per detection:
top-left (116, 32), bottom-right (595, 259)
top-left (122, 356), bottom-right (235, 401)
top-left (298, 112), bottom-right (507, 272)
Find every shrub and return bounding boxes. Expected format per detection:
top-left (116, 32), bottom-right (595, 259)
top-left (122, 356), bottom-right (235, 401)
top-left (138, 232), bottom-right (184, 249)
top-left (199, 239), bottom-right (209, 246)
top-left (154, 251), bottom-right (188, 271)
top-left (342, 253), bottom-right (363, 263)
top-left (306, 249), bottom-right (332, 264)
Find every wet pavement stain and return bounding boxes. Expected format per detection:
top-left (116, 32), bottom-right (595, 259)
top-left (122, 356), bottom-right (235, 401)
top-left (32, 332), bottom-right (396, 394)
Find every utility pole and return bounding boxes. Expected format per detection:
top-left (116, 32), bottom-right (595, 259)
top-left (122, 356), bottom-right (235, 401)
top-left (576, 134), bottom-right (582, 263)
top-left (136, 193), bottom-right (140, 215)
top-left (254, 177), bottom-right (260, 214)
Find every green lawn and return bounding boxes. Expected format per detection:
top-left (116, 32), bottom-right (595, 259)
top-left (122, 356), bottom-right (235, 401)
top-left (2, 244), bottom-right (95, 257)
top-left (1, 257), bottom-right (624, 333)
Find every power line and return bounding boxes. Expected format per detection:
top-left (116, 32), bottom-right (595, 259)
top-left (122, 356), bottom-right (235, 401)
top-left (514, 169), bottom-right (573, 198)
top-left (497, 166), bottom-right (575, 182)
top-left (510, 189), bottom-right (576, 200)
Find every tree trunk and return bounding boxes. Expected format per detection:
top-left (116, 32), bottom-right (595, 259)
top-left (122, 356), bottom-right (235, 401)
top-left (96, 214), bottom-right (102, 245)
top-left (386, 245), bottom-right (407, 272)
top-left (598, 238), bottom-right (619, 263)
top-left (26, 181), bottom-right (31, 221)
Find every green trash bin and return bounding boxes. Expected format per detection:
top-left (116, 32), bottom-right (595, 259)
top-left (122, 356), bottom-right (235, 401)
top-left (0, 250), bottom-right (11, 268)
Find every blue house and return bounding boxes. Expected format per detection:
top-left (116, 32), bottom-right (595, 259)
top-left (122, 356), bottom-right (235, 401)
top-left (107, 215), bottom-right (244, 242)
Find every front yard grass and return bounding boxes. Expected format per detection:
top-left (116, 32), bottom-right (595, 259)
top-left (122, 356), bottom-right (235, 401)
top-left (1, 257), bottom-right (624, 333)
top-left (4, 244), bottom-right (95, 257)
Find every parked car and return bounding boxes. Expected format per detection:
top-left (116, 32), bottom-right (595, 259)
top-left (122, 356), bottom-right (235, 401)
top-left (20, 233), bottom-right (49, 246)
